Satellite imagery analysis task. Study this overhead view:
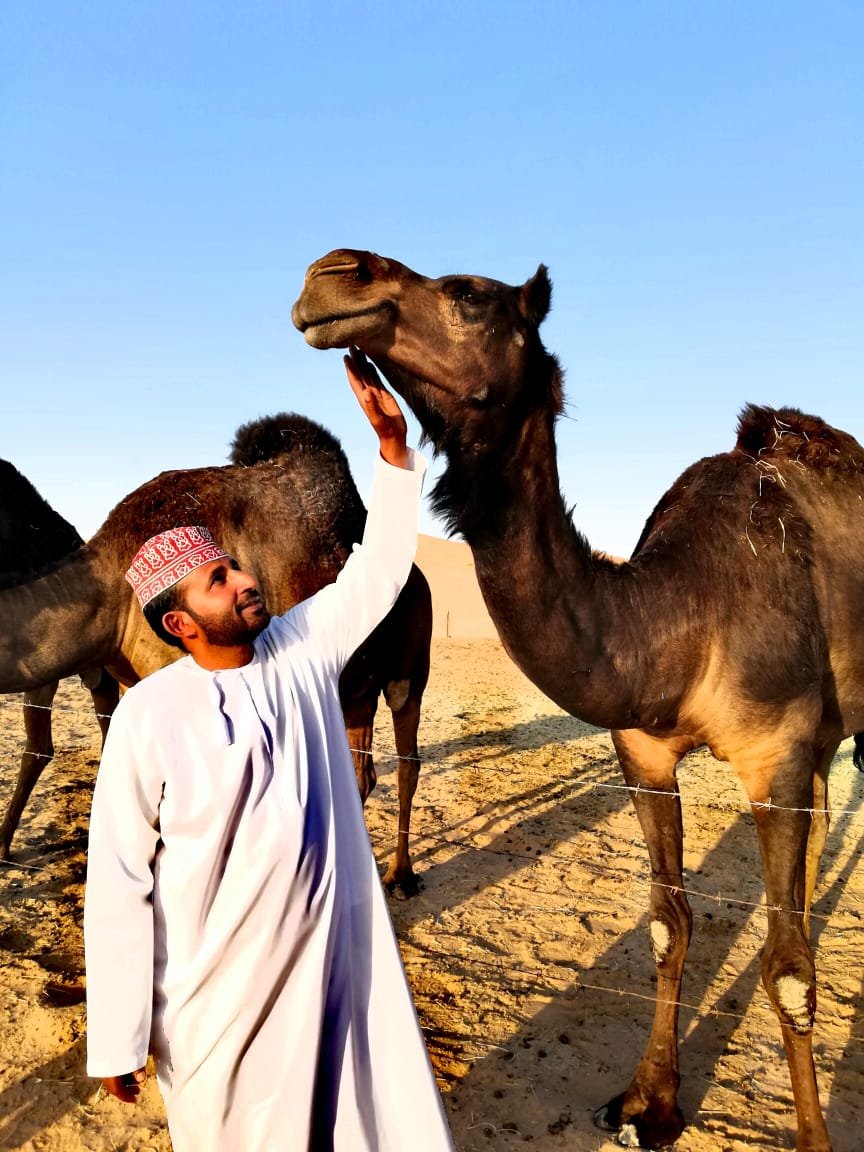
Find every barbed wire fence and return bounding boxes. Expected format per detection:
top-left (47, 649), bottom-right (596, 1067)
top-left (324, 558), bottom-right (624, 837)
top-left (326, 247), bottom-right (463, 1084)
top-left (366, 742), bottom-right (864, 1061)
top-left (1, 689), bottom-right (862, 1064)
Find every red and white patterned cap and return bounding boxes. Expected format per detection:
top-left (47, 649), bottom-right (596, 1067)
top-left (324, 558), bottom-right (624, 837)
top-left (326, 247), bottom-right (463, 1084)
top-left (125, 526), bottom-right (229, 609)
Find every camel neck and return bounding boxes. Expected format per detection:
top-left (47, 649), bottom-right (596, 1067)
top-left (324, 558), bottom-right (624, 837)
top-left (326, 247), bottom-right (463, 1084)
top-left (440, 408), bottom-right (653, 730)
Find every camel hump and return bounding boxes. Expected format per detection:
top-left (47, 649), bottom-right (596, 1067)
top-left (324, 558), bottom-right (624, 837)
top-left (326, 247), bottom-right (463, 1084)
top-left (230, 413), bottom-right (348, 467)
top-left (0, 458), bottom-right (84, 586)
top-left (735, 404), bottom-right (864, 470)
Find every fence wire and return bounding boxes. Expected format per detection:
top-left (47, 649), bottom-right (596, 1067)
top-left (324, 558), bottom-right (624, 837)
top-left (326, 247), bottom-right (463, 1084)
top-left (1, 690), bottom-right (861, 1059)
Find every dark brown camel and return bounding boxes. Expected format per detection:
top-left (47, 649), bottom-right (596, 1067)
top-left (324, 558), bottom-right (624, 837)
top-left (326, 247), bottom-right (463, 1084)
top-left (292, 249), bottom-right (864, 1152)
top-left (0, 418), bottom-right (432, 895)
top-left (0, 459), bottom-right (120, 857)
top-left (229, 414), bottom-right (432, 895)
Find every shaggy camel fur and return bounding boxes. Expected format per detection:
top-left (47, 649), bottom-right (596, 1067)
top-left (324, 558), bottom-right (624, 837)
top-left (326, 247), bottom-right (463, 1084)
top-left (0, 419), bottom-right (432, 895)
top-left (292, 249), bottom-right (864, 1152)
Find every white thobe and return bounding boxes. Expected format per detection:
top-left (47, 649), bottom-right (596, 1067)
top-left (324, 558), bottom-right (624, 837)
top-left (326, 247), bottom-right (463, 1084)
top-left (84, 451), bottom-right (455, 1152)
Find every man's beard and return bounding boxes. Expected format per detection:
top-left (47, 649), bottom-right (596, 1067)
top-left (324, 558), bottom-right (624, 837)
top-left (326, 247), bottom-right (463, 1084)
top-left (186, 595), bottom-right (271, 646)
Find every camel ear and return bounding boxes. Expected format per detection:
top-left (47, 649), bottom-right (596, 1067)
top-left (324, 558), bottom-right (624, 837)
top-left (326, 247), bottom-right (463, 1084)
top-left (522, 265), bottom-right (552, 327)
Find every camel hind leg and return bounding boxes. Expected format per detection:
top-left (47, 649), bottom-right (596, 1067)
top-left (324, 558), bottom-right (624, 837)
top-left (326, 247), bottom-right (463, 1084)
top-left (370, 564), bottom-right (431, 898)
top-left (80, 667), bottom-right (120, 745)
top-left (594, 728), bottom-right (693, 1149)
top-left (381, 678), bottom-right (423, 897)
top-left (343, 695), bottom-right (378, 807)
top-left (739, 736), bottom-right (836, 1152)
top-left (803, 749), bottom-right (831, 937)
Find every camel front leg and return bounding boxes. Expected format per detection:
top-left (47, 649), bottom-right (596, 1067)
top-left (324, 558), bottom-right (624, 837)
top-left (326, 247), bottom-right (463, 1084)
top-left (594, 729), bottom-right (692, 1149)
top-left (746, 744), bottom-right (835, 1152)
top-left (1, 682), bottom-right (58, 859)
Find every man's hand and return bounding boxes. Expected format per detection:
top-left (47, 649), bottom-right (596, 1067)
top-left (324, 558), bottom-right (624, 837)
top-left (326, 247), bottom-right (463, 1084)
top-left (344, 347), bottom-right (409, 469)
top-left (101, 1067), bottom-right (147, 1104)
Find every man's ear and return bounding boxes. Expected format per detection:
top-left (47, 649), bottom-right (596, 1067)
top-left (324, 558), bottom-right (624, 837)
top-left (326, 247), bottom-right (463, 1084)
top-left (162, 610), bottom-right (196, 641)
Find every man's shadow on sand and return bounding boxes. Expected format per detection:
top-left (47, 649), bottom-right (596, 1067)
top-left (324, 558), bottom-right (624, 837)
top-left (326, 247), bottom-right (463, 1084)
top-left (0, 1036), bottom-right (91, 1150)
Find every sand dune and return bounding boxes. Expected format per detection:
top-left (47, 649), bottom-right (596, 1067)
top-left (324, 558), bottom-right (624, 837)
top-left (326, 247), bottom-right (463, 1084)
top-left (417, 534), bottom-right (496, 640)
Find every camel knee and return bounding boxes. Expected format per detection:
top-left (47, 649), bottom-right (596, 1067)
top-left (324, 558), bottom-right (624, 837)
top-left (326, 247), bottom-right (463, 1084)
top-left (648, 914), bottom-right (690, 973)
top-left (773, 974), bottom-right (815, 1034)
top-left (647, 887), bottom-right (692, 971)
top-left (762, 942), bottom-right (816, 1034)
top-left (649, 919), bottom-right (674, 965)
top-left (384, 677), bottom-right (411, 713)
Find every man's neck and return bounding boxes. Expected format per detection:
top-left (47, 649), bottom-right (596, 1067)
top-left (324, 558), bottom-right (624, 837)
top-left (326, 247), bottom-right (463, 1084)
top-left (187, 642), bottom-right (256, 671)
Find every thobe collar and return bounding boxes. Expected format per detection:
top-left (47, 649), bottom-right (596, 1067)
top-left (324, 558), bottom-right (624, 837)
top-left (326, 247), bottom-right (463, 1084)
top-left (180, 641), bottom-right (266, 748)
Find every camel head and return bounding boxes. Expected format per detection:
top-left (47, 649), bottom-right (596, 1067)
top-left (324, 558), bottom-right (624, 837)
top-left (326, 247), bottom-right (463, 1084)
top-left (292, 250), bottom-right (563, 459)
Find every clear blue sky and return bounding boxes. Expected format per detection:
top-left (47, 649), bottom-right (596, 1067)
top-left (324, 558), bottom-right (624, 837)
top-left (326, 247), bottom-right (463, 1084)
top-left (2, 1), bottom-right (861, 557)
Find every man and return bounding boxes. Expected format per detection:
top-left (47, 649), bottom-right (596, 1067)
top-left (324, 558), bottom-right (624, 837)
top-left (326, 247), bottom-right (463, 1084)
top-left (84, 349), bottom-right (455, 1152)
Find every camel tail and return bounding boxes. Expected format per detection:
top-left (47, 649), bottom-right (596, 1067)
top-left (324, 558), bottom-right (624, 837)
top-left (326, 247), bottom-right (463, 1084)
top-left (854, 732), bottom-right (864, 773)
top-left (229, 413), bottom-right (348, 468)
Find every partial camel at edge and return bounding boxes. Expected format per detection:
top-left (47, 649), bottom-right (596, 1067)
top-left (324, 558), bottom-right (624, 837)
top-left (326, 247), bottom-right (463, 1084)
top-left (0, 459), bottom-right (120, 852)
top-left (0, 417), bottom-right (432, 897)
top-left (292, 247), bottom-right (864, 1152)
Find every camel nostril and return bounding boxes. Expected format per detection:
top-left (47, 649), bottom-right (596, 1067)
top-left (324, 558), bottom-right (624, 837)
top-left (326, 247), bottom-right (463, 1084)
top-left (313, 250), bottom-right (363, 278)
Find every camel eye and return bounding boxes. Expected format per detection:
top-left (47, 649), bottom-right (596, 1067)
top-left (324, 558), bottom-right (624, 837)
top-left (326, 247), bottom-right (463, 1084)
top-left (448, 280), bottom-right (484, 307)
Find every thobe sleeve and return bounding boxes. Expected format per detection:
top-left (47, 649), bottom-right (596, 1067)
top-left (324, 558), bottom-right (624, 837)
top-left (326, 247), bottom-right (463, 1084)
top-left (284, 448), bottom-right (426, 673)
top-left (84, 697), bottom-right (164, 1078)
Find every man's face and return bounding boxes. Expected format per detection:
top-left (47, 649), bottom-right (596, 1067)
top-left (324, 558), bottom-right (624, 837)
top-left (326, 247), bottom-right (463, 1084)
top-left (174, 557), bottom-right (271, 646)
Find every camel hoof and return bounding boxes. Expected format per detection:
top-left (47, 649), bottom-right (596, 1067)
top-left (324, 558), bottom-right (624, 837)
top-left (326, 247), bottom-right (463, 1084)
top-left (593, 1095), bottom-right (681, 1150)
top-left (42, 978), bottom-right (86, 1007)
top-left (382, 866), bottom-right (422, 899)
top-left (617, 1123), bottom-right (650, 1149)
top-left (593, 1103), bottom-right (619, 1132)
top-left (594, 1110), bottom-right (649, 1147)
top-left (592, 1107), bottom-right (655, 1149)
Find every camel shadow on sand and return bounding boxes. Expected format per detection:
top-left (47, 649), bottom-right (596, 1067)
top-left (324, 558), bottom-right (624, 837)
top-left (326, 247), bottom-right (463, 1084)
top-left (375, 730), bottom-right (862, 1151)
top-left (0, 710), bottom-right (859, 1149)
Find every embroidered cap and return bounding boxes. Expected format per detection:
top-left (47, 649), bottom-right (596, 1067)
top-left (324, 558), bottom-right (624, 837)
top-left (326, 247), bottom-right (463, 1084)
top-left (125, 526), bottom-right (229, 609)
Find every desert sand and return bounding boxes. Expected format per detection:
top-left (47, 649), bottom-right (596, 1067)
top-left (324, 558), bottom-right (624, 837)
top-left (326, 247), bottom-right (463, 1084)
top-left (0, 536), bottom-right (861, 1151)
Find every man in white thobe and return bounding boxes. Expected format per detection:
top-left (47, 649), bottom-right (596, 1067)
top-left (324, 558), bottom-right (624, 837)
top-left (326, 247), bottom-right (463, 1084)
top-left (84, 350), bottom-right (455, 1152)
